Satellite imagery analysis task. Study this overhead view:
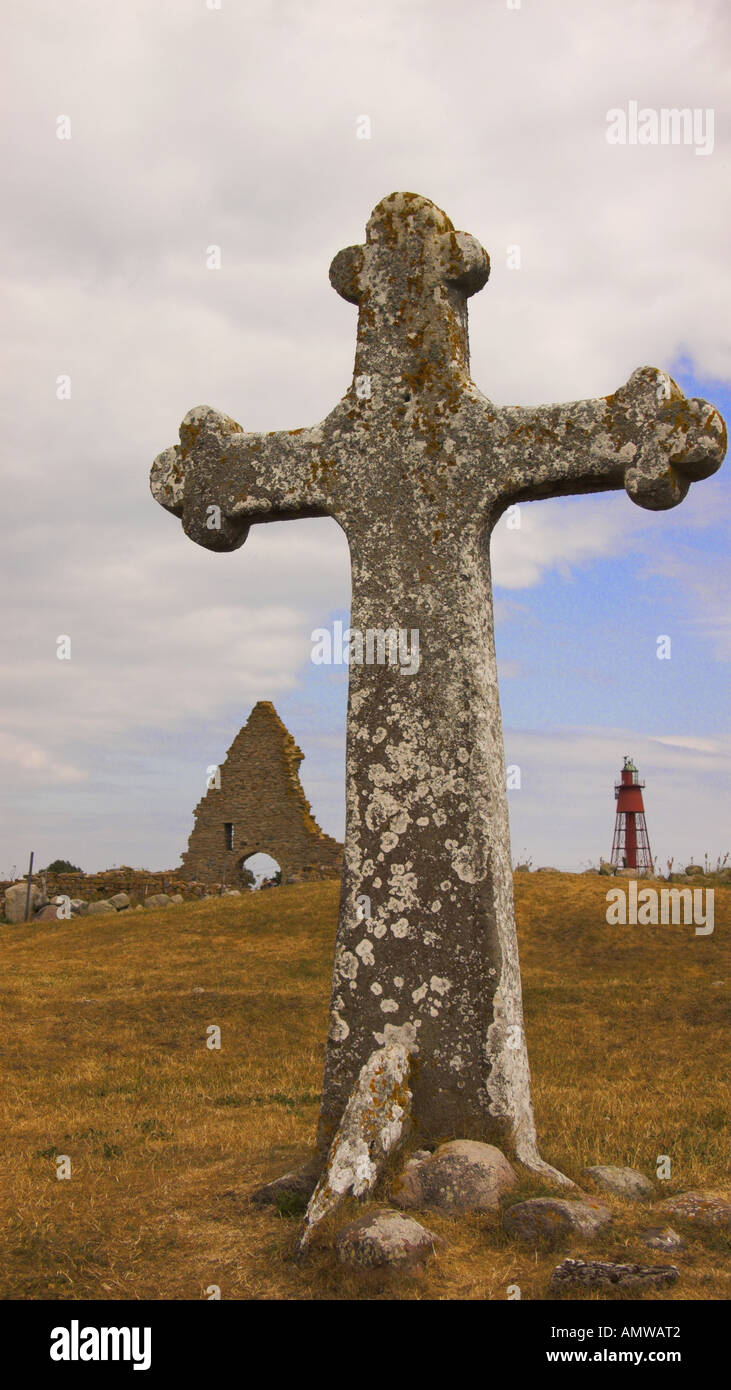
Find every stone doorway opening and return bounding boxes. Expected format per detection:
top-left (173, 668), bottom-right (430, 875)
top-left (240, 852), bottom-right (281, 890)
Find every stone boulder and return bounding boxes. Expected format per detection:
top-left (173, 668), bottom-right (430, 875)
top-left (581, 1164), bottom-right (654, 1201)
top-left (393, 1139), bottom-right (516, 1213)
top-left (684, 864), bottom-right (703, 876)
top-left (298, 1042), bottom-right (412, 1251)
top-left (4, 881), bottom-right (44, 922)
top-left (641, 1226), bottom-right (684, 1251)
top-left (34, 904), bottom-right (63, 921)
top-left (109, 892), bottom-right (130, 910)
top-left (169, 893), bottom-right (184, 904)
top-left (550, 1258), bottom-right (678, 1295)
top-left (504, 1197), bottom-right (612, 1244)
top-left (336, 1209), bottom-right (438, 1269)
top-left (655, 1190), bottom-right (731, 1233)
top-left (251, 1160), bottom-right (321, 1209)
top-left (145, 893), bottom-right (171, 909)
top-left (87, 900), bottom-right (117, 916)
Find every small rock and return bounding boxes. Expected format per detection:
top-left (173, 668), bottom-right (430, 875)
top-left (299, 1042), bottom-right (412, 1251)
top-left (550, 1258), bottom-right (678, 1294)
top-left (393, 1155), bottom-right (431, 1207)
top-left (169, 893), bottom-right (184, 904)
top-left (109, 892), bottom-right (130, 910)
top-left (336, 1209), bottom-right (438, 1269)
top-left (34, 904), bottom-right (63, 921)
top-left (145, 893), bottom-right (171, 909)
top-left (534, 866), bottom-right (559, 873)
top-left (655, 1190), bottom-right (731, 1233)
top-left (86, 900), bottom-right (117, 915)
top-left (504, 1197), bottom-right (612, 1244)
top-left (393, 1139), bottom-right (516, 1213)
top-left (251, 1159), bottom-right (321, 1207)
top-left (684, 864), bottom-right (703, 876)
top-left (641, 1226), bottom-right (685, 1251)
top-left (582, 1164), bottom-right (654, 1201)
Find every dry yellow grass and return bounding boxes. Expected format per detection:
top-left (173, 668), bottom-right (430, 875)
top-left (1, 873), bottom-right (728, 1301)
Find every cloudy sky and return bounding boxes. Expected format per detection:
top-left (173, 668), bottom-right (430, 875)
top-left (2, 0), bottom-right (729, 877)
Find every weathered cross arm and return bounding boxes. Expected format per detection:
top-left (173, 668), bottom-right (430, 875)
top-left (150, 404), bottom-right (339, 551)
top-left (489, 367), bottom-right (726, 514)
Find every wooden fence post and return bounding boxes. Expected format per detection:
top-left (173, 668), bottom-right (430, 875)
top-left (24, 852), bottom-right (34, 922)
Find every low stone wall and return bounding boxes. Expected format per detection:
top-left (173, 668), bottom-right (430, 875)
top-left (0, 871), bottom-right (191, 902)
top-left (1, 870), bottom-right (194, 921)
top-left (1, 863), bottom-right (344, 922)
top-left (45, 871), bottom-right (193, 903)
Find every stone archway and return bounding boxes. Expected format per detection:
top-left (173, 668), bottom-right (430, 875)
top-left (240, 852), bottom-right (281, 890)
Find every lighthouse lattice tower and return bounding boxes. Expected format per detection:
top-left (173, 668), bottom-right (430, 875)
top-left (611, 756), bottom-right (653, 873)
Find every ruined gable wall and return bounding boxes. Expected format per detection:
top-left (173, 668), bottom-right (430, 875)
top-left (181, 702), bottom-right (342, 883)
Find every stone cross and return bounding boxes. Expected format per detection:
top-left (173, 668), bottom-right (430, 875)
top-left (151, 192), bottom-right (726, 1181)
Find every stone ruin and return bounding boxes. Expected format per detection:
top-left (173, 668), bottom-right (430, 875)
top-left (180, 701), bottom-right (343, 887)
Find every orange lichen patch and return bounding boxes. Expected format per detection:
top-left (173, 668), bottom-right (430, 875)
top-left (310, 457), bottom-right (340, 479)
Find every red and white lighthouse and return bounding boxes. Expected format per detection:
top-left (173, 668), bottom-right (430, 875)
top-left (610, 756), bottom-right (653, 873)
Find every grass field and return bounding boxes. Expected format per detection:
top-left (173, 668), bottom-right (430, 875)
top-left (1, 873), bottom-right (729, 1301)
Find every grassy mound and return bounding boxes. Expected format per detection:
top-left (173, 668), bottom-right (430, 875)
top-left (1, 874), bottom-right (728, 1300)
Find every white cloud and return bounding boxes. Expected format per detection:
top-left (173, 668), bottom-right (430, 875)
top-left (0, 733), bottom-right (86, 785)
top-left (0, 0), bottom-right (727, 871)
top-left (491, 494), bottom-right (639, 589)
top-left (649, 735), bottom-right (719, 754)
